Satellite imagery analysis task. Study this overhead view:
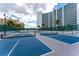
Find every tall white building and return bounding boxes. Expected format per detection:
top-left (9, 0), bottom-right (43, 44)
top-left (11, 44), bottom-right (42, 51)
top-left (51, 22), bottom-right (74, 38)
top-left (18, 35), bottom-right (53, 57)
top-left (37, 3), bottom-right (79, 30)
top-left (77, 4), bottom-right (79, 30)
top-left (42, 12), bottom-right (53, 28)
top-left (37, 11), bottom-right (53, 29)
top-left (42, 13), bottom-right (48, 28)
top-left (37, 11), bottom-right (42, 28)
top-left (64, 3), bottom-right (79, 30)
top-left (53, 3), bottom-right (67, 27)
top-left (53, 8), bottom-right (57, 28)
top-left (48, 12), bottom-right (53, 28)
top-left (53, 3), bottom-right (79, 30)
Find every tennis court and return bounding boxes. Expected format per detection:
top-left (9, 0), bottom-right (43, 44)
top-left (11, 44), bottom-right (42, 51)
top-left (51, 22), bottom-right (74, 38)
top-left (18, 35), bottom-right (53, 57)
top-left (43, 34), bottom-right (79, 44)
top-left (0, 32), bottom-right (52, 56)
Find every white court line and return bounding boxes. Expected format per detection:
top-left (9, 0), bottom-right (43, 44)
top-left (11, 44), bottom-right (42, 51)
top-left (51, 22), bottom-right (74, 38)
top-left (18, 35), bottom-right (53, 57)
top-left (71, 42), bottom-right (79, 45)
top-left (7, 39), bottom-right (20, 56)
top-left (35, 36), bottom-right (55, 56)
top-left (41, 50), bottom-right (55, 56)
top-left (38, 38), bottom-right (55, 56)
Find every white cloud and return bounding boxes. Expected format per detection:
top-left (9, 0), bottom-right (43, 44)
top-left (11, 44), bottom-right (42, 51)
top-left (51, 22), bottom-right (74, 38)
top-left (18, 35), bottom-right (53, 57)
top-left (0, 12), bottom-right (4, 18)
top-left (0, 3), bottom-right (56, 28)
top-left (16, 3), bottom-right (24, 6)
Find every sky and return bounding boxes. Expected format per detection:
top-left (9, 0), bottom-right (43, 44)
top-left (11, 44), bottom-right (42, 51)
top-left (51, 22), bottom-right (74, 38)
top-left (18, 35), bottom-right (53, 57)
top-left (0, 3), bottom-right (56, 28)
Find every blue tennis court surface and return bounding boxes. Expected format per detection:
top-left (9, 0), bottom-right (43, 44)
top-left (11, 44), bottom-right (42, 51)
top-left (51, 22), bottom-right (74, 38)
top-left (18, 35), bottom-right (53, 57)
top-left (44, 34), bottom-right (79, 44)
top-left (0, 39), bottom-right (18, 56)
top-left (0, 35), bottom-right (52, 56)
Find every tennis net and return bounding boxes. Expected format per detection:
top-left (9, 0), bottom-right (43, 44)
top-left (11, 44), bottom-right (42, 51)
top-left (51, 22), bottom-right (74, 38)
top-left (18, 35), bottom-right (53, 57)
top-left (2, 31), bottom-right (35, 39)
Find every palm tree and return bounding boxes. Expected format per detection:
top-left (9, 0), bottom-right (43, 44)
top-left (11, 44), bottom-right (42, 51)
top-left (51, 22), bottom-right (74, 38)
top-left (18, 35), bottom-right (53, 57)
top-left (42, 24), bottom-right (45, 29)
top-left (55, 19), bottom-right (60, 34)
top-left (37, 25), bottom-right (40, 29)
top-left (55, 19), bottom-right (60, 30)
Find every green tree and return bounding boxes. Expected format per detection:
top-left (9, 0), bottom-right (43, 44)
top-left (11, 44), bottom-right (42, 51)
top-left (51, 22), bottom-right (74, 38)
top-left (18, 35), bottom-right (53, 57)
top-left (42, 24), bottom-right (46, 29)
top-left (15, 24), bottom-right (21, 29)
top-left (56, 19), bottom-right (60, 25)
top-left (7, 20), bottom-right (15, 27)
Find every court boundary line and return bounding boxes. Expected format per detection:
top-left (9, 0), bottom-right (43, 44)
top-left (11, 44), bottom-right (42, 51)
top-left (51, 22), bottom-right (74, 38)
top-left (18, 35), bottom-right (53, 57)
top-left (35, 35), bottom-right (55, 56)
top-left (71, 42), bottom-right (79, 45)
top-left (37, 38), bottom-right (55, 56)
top-left (7, 39), bottom-right (20, 56)
top-left (41, 50), bottom-right (55, 56)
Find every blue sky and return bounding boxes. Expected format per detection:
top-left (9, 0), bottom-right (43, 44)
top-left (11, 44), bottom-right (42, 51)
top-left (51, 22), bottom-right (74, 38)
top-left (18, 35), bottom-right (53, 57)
top-left (55, 3), bottom-right (67, 9)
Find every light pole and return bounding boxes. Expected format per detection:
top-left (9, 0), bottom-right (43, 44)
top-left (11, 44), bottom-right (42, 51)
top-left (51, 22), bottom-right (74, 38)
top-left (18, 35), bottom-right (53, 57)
top-left (17, 18), bottom-right (20, 32)
top-left (3, 14), bottom-right (7, 36)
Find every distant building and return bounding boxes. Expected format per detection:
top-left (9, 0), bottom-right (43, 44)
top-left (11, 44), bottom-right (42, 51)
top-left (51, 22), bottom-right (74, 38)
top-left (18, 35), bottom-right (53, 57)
top-left (64, 3), bottom-right (77, 26)
top-left (42, 12), bottom-right (53, 28)
top-left (53, 8), bottom-right (57, 28)
top-left (37, 11), bottom-right (42, 28)
top-left (57, 8), bottom-right (62, 26)
top-left (53, 3), bottom-right (79, 30)
top-left (48, 12), bottom-right (53, 28)
top-left (37, 3), bottom-right (79, 30)
top-left (53, 3), bottom-right (67, 27)
top-left (37, 11), bottom-right (53, 29)
top-left (64, 3), bottom-right (79, 30)
top-left (42, 13), bottom-right (48, 28)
